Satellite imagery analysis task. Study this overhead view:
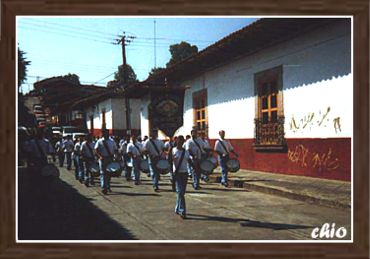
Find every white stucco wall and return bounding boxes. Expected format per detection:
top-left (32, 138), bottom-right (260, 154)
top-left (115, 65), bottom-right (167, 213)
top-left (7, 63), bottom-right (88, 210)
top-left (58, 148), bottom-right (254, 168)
top-left (86, 99), bottom-right (112, 130)
top-left (140, 96), bottom-right (151, 138)
top-left (174, 19), bottom-right (351, 140)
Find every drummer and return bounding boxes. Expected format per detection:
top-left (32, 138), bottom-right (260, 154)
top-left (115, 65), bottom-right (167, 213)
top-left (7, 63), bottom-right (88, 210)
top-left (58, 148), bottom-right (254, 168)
top-left (63, 135), bottom-right (74, 170)
top-left (24, 128), bottom-right (54, 181)
top-left (185, 129), bottom-right (204, 190)
top-left (94, 129), bottom-right (118, 195)
top-left (73, 137), bottom-right (83, 182)
top-left (127, 134), bottom-right (143, 185)
top-left (143, 128), bottom-right (164, 192)
top-left (164, 136), bottom-right (178, 192)
top-left (172, 135), bottom-right (192, 219)
top-left (119, 134), bottom-right (132, 181)
top-left (81, 134), bottom-right (96, 186)
top-left (54, 136), bottom-right (65, 167)
top-left (214, 130), bottom-right (238, 187)
top-left (199, 132), bottom-right (211, 183)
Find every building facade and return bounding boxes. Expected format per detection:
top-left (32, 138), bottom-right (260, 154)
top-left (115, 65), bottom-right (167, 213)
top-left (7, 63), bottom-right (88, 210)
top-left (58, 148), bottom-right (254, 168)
top-left (136, 18), bottom-right (352, 181)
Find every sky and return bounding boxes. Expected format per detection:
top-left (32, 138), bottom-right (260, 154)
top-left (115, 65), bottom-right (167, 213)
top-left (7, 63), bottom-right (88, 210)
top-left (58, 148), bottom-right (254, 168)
top-left (17, 17), bottom-right (258, 93)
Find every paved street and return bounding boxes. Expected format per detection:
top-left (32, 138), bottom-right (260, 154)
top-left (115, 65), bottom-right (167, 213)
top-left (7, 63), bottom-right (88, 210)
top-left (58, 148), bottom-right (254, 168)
top-left (18, 166), bottom-right (351, 241)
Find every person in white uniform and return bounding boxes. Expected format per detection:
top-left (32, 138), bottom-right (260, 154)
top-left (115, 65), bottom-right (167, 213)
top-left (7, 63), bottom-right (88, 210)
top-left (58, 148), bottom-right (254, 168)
top-left (94, 129), bottom-right (118, 195)
top-left (143, 129), bottom-right (164, 192)
top-left (214, 130), bottom-right (238, 187)
top-left (127, 135), bottom-right (143, 185)
top-left (172, 135), bottom-right (192, 219)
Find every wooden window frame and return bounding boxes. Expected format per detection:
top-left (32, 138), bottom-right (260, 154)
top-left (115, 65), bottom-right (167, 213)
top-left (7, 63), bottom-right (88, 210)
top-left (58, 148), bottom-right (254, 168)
top-left (254, 65), bottom-right (286, 151)
top-left (192, 89), bottom-right (208, 137)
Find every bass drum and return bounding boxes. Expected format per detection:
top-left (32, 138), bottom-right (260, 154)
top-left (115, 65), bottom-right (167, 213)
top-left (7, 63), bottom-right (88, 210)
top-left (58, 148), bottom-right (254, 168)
top-left (89, 162), bottom-right (100, 177)
top-left (226, 158), bottom-right (240, 173)
top-left (156, 158), bottom-right (170, 175)
top-left (41, 163), bottom-right (60, 178)
top-left (106, 162), bottom-right (122, 177)
top-left (139, 159), bottom-right (150, 173)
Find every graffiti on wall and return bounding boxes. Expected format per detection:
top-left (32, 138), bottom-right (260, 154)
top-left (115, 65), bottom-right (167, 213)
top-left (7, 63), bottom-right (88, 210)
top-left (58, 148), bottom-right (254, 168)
top-left (289, 106), bottom-right (342, 134)
top-left (288, 144), bottom-right (340, 172)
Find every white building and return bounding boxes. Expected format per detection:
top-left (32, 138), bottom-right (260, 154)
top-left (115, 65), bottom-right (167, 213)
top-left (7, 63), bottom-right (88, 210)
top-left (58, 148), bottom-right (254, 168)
top-left (126, 18), bottom-right (352, 181)
top-left (72, 90), bottom-right (141, 137)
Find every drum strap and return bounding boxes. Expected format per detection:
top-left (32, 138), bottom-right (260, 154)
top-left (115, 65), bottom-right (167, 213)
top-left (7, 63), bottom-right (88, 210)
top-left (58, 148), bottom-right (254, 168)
top-left (219, 140), bottom-right (229, 155)
top-left (133, 143), bottom-right (143, 158)
top-left (174, 150), bottom-right (186, 175)
top-left (102, 140), bottom-right (113, 158)
top-left (149, 139), bottom-right (161, 156)
top-left (194, 139), bottom-right (204, 154)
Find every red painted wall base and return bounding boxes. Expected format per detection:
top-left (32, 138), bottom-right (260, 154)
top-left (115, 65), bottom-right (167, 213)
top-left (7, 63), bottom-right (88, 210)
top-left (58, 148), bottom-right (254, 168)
top-left (89, 128), bottom-right (141, 139)
top-left (208, 138), bottom-right (351, 181)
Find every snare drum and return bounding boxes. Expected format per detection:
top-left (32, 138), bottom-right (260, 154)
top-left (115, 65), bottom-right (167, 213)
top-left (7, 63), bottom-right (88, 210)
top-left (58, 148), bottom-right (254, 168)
top-left (106, 161), bottom-right (122, 177)
top-left (226, 158), bottom-right (240, 173)
top-left (139, 159), bottom-right (150, 173)
top-left (88, 162), bottom-right (100, 177)
top-left (155, 158), bottom-right (170, 175)
top-left (41, 163), bottom-right (60, 177)
top-left (199, 159), bottom-right (214, 175)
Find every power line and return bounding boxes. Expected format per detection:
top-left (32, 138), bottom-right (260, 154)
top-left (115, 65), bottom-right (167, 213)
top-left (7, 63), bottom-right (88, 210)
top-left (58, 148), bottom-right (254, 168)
top-left (93, 72), bottom-right (116, 84)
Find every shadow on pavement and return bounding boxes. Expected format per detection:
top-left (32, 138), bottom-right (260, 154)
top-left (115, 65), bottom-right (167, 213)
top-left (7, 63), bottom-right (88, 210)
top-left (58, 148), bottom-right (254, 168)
top-left (187, 214), bottom-right (314, 230)
top-left (107, 192), bottom-right (161, 197)
top-left (18, 167), bottom-right (136, 240)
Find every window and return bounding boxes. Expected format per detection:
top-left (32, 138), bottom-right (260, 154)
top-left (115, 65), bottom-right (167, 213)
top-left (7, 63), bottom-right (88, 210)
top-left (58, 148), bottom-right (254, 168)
top-left (254, 66), bottom-right (286, 150)
top-left (192, 89), bottom-right (208, 137)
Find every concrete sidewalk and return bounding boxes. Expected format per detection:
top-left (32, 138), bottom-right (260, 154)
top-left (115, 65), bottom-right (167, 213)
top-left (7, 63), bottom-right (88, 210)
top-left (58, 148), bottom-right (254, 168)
top-left (208, 169), bottom-right (351, 209)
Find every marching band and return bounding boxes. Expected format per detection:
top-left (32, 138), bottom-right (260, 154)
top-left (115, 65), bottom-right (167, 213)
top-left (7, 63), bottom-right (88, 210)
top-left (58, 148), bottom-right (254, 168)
top-left (22, 127), bottom-right (239, 220)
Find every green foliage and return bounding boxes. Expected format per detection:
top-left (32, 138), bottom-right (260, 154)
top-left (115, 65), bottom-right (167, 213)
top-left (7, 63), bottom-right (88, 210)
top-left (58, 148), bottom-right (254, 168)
top-left (166, 41), bottom-right (198, 68)
top-left (18, 48), bottom-right (31, 89)
top-left (62, 73), bottom-right (80, 84)
top-left (148, 67), bottom-right (165, 77)
top-left (114, 64), bottom-right (138, 85)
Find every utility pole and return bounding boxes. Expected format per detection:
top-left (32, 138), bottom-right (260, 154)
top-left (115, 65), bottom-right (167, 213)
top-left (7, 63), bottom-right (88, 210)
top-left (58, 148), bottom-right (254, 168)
top-left (154, 19), bottom-right (157, 68)
top-left (114, 32), bottom-right (135, 134)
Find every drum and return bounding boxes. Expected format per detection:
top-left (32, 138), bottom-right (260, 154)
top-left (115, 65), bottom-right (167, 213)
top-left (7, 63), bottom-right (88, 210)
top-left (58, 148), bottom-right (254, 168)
top-left (226, 158), bottom-right (240, 173)
top-left (200, 156), bottom-right (218, 175)
top-left (106, 162), bottom-right (122, 177)
top-left (139, 159), bottom-right (150, 173)
top-left (155, 158), bottom-right (170, 175)
top-left (41, 163), bottom-right (60, 177)
top-left (88, 162), bottom-right (100, 177)
top-left (209, 156), bottom-right (218, 170)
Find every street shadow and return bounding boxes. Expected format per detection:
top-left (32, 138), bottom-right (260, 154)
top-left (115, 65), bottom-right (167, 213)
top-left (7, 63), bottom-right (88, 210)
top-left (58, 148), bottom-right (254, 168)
top-left (109, 184), bottom-right (133, 188)
top-left (18, 168), bottom-right (137, 240)
top-left (202, 187), bottom-right (250, 193)
top-left (186, 214), bottom-right (314, 230)
top-left (107, 192), bottom-right (161, 197)
top-left (244, 179), bottom-right (274, 183)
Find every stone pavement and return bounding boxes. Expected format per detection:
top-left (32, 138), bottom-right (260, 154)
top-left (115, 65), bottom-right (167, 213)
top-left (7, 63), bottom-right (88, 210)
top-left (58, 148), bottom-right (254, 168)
top-left (18, 165), bottom-right (351, 241)
top-left (208, 169), bottom-right (351, 209)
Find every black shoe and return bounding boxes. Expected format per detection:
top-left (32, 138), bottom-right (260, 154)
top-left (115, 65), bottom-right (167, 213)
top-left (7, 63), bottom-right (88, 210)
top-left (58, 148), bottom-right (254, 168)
top-left (154, 186), bottom-right (159, 192)
top-left (134, 182), bottom-right (139, 185)
top-left (84, 182), bottom-right (89, 187)
top-left (222, 182), bottom-right (229, 187)
top-left (102, 189), bottom-right (107, 195)
top-left (180, 213), bottom-right (186, 219)
top-left (194, 186), bottom-right (201, 190)
top-left (108, 188), bottom-right (112, 193)
top-left (79, 179), bottom-right (83, 184)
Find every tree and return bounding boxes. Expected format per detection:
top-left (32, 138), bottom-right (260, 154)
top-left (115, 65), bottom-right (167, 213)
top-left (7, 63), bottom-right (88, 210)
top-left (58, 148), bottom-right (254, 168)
top-left (114, 64), bottom-right (138, 85)
top-left (62, 73), bottom-right (80, 84)
top-left (18, 48), bottom-right (31, 90)
top-left (148, 67), bottom-right (165, 77)
top-left (166, 41), bottom-right (198, 68)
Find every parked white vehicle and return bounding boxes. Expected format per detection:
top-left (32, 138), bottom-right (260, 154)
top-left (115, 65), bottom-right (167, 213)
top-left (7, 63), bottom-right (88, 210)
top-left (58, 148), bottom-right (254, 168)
top-left (62, 126), bottom-right (87, 139)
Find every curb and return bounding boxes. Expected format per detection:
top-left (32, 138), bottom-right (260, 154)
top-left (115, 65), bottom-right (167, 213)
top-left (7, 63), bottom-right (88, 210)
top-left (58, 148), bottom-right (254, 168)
top-left (207, 174), bottom-right (350, 209)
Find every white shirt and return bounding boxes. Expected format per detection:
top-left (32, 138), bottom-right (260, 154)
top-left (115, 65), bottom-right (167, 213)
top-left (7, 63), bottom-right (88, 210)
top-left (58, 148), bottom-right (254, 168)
top-left (200, 138), bottom-right (211, 150)
top-left (214, 138), bottom-right (234, 156)
top-left (94, 137), bottom-right (118, 158)
top-left (172, 147), bottom-right (190, 173)
top-left (63, 139), bottom-right (74, 153)
top-left (185, 137), bottom-right (203, 159)
top-left (143, 138), bottom-right (164, 157)
top-left (26, 138), bottom-right (54, 158)
top-left (55, 140), bottom-right (64, 153)
top-left (127, 141), bottom-right (143, 157)
top-left (73, 142), bottom-right (81, 155)
top-left (119, 139), bottom-right (129, 154)
top-left (81, 141), bottom-right (95, 159)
